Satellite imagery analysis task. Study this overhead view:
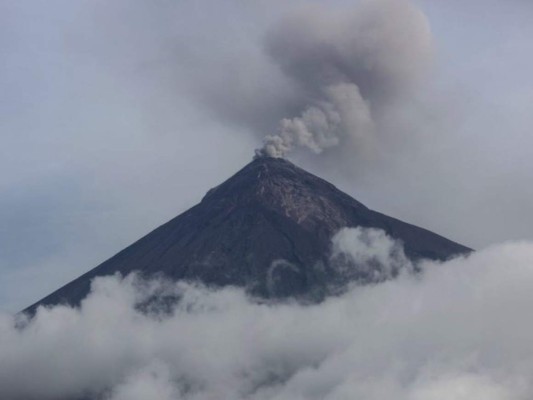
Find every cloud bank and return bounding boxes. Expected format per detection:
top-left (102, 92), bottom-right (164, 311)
top-left (2, 229), bottom-right (533, 399)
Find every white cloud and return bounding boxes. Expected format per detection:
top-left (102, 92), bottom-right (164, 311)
top-left (331, 227), bottom-right (413, 282)
top-left (1, 229), bottom-right (533, 399)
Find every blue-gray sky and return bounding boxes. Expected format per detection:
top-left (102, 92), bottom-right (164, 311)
top-left (1, 0), bottom-right (533, 312)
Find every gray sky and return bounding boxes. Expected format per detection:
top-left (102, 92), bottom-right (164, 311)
top-left (1, 0), bottom-right (533, 312)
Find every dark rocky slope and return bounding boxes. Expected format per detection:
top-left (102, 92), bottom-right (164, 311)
top-left (26, 157), bottom-right (470, 312)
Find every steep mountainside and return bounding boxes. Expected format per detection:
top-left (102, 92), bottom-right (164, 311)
top-left (26, 157), bottom-right (470, 312)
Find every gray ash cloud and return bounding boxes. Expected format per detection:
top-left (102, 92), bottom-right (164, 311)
top-left (256, 0), bottom-right (433, 158)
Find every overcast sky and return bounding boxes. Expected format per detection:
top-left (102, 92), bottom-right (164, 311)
top-left (1, 0), bottom-right (533, 312)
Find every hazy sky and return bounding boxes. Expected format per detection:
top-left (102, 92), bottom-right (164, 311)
top-left (1, 0), bottom-right (533, 312)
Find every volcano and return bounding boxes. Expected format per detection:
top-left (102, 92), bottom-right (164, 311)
top-left (26, 157), bottom-right (470, 312)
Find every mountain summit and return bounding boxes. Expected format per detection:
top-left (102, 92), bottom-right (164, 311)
top-left (26, 157), bottom-right (470, 311)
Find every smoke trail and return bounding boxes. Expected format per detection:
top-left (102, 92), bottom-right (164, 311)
top-left (256, 0), bottom-right (433, 158)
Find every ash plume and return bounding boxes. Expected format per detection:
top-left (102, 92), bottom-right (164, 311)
top-left (256, 0), bottom-right (433, 158)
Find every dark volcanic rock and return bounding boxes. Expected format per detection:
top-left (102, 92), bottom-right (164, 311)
top-left (25, 157), bottom-right (470, 312)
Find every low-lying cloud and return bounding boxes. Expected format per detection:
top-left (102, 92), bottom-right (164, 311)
top-left (331, 227), bottom-right (414, 283)
top-left (2, 229), bottom-right (533, 399)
